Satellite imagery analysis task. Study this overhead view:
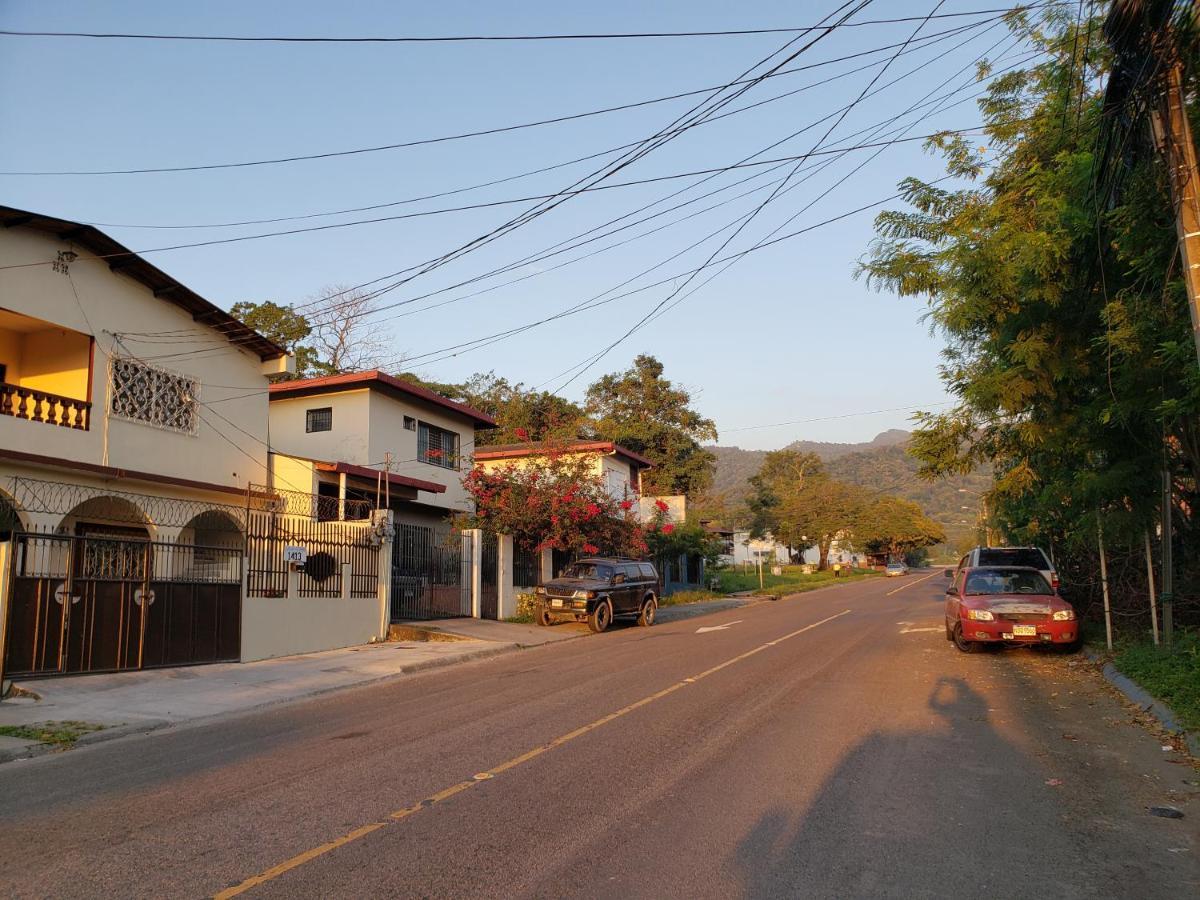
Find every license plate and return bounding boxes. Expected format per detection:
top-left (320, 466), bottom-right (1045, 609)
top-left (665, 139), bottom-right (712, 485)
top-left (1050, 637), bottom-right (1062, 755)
top-left (551, 598), bottom-right (563, 608)
top-left (1012, 624), bottom-right (1037, 636)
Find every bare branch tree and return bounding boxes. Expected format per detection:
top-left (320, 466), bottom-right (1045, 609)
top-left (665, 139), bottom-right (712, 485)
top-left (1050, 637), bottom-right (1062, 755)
top-left (307, 284), bottom-right (392, 374)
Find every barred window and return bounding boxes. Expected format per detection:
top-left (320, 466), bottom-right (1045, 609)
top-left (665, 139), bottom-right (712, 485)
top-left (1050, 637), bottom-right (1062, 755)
top-left (417, 422), bottom-right (459, 469)
top-left (109, 356), bottom-right (199, 435)
top-left (306, 407), bottom-right (332, 433)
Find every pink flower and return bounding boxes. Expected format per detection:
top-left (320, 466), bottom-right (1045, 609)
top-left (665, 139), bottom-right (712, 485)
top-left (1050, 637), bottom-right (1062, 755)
top-left (620, 500), bottom-right (633, 510)
top-left (582, 543), bottom-right (599, 554)
top-left (655, 499), bottom-right (670, 513)
top-left (662, 524), bottom-right (675, 535)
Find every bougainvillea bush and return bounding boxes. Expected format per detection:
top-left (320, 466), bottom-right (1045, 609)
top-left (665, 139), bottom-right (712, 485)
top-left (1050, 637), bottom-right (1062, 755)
top-left (458, 446), bottom-right (655, 557)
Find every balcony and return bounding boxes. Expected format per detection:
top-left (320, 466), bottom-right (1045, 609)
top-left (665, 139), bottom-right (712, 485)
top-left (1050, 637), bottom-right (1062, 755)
top-left (0, 308), bottom-right (93, 431)
top-left (0, 383), bottom-right (91, 429)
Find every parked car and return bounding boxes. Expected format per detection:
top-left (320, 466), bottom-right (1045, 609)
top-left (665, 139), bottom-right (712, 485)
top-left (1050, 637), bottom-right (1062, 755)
top-left (954, 546), bottom-right (1058, 593)
top-left (885, 561), bottom-right (909, 577)
top-left (944, 565), bottom-right (1079, 653)
top-left (535, 558), bottom-right (660, 633)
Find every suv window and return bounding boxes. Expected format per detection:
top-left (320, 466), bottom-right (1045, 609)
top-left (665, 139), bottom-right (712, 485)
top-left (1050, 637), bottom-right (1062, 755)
top-left (638, 563), bottom-right (657, 579)
top-left (562, 562), bottom-right (614, 580)
top-left (622, 564), bottom-right (641, 581)
top-left (977, 548), bottom-right (1049, 569)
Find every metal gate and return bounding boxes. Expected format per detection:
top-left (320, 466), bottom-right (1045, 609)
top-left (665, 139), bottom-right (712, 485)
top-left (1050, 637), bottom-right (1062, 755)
top-left (3, 532), bottom-right (242, 678)
top-left (479, 531), bottom-right (498, 620)
top-left (390, 524), bottom-right (470, 621)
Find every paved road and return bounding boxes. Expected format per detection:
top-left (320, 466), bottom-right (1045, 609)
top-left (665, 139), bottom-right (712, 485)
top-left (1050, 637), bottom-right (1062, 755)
top-left (1, 574), bottom-right (1196, 898)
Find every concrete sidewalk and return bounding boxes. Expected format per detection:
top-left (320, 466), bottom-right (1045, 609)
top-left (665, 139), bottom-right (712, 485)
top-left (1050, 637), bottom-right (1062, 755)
top-left (0, 595), bottom-right (761, 763)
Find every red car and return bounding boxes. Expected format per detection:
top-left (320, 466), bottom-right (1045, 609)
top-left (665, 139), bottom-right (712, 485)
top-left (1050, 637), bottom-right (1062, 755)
top-left (945, 565), bottom-right (1079, 653)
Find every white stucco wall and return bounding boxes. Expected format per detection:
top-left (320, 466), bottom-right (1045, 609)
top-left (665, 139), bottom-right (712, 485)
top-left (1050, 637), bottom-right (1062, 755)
top-left (240, 594), bottom-right (381, 661)
top-left (268, 391), bottom-right (371, 473)
top-left (0, 226), bottom-right (275, 490)
top-left (366, 391), bottom-right (474, 513)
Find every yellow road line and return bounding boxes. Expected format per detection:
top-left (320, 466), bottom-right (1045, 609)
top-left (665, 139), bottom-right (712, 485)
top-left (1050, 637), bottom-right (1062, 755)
top-left (885, 570), bottom-right (942, 596)
top-left (214, 608), bottom-right (852, 899)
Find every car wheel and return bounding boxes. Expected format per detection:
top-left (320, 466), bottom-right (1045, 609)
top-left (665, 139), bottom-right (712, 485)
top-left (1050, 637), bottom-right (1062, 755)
top-left (952, 622), bottom-right (980, 654)
top-left (588, 599), bottom-right (613, 634)
top-left (535, 606), bottom-right (553, 627)
top-left (638, 595), bottom-right (657, 627)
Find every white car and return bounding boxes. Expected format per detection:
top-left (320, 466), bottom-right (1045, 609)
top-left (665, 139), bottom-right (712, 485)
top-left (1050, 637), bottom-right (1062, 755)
top-left (885, 561), bottom-right (909, 577)
top-left (954, 547), bottom-right (1058, 593)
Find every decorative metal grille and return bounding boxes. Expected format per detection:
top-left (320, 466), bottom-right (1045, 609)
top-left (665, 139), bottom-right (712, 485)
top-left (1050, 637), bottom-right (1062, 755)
top-left (81, 536), bottom-right (148, 580)
top-left (109, 355), bottom-right (199, 435)
top-left (247, 484), bottom-right (373, 521)
top-left (9, 477), bottom-right (248, 529)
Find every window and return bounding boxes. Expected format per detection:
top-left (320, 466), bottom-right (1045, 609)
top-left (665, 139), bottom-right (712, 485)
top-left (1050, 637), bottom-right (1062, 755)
top-left (403, 415), bottom-right (416, 431)
top-left (109, 356), bottom-right (199, 435)
top-left (638, 563), bottom-right (658, 580)
top-left (306, 407), bottom-right (333, 433)
top-left (622, 564), bottom-right (641, 581)
top-left (418, 422), bottom-right (459, 469)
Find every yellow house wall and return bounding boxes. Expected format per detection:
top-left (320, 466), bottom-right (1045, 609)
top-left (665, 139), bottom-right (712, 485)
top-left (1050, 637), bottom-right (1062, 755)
top-left (0, 226), bottom-right (275, 491)
top-left (0, 329), bottom-right (22, 383)
top-left (18, 327), bottom-right (90, 398)
top-left (268, 454), bottom-right (319, 495)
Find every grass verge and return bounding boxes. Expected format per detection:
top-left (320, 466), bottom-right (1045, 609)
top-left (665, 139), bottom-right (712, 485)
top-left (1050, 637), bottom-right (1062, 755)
top-left (659, 589), bottom-right (723, 607)
top-left (1109, 628), bottom-right (1200, 733)
top-left (716, 566), bottom-right (881, 596)
top-left (0, 721), bottom-right (105, 747)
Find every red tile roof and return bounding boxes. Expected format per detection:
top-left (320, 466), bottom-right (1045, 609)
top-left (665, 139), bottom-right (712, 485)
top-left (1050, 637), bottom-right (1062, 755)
top-left (473, 440), bottom-right (653, 468)
top-left (269, 370), bottom-right (497, 427)
top-left (314, 460), bottom-right (447, 494)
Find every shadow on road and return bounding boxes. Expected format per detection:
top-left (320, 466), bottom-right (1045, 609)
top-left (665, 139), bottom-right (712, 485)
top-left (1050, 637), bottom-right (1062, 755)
top-left (729, 676), bottom-right (1138, 900)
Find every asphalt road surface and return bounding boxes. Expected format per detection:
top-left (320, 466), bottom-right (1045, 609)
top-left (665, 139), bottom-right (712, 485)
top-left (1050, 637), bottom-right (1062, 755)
top-left (1, 573), bottom-right (1197, 899)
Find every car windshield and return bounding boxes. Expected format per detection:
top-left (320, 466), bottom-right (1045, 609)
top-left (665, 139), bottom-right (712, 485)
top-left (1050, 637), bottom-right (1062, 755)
top-left (977, 548), bottom-right (1048, 569)
top-left (887, 563), bottom-right (904, 569)
top-left (561, 562), bottom-right (614, 580)
top-left (964, 568), bottom-right (1052, 596)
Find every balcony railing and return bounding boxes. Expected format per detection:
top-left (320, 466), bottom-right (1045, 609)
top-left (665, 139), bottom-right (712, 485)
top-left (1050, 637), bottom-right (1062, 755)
top-left (0, 382), bottom-right (91, 430)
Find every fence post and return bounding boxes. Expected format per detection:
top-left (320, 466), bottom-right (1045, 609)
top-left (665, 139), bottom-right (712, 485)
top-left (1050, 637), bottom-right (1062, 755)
top-left (239, 555), bottom-right (250, 663)
top-left (497, 534), bottom-right (516, 621)
top-left (540, 548), bottom-right (554, 583)
top-left (376, 510), bottom-right (393, 639)
top-left (466, 528), bottom-right (482, 618)
top-left (287, 565), bottom-right (300, 602)
top-left (0, 541), bottom-right (11, 698)
top-left (340, 563), bottom-right (353, 601)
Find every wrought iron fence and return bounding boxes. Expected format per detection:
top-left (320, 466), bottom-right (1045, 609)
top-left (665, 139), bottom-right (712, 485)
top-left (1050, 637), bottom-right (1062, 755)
top-left (390, 524), bottom-right (470, 620)
top-left (514, 545), bottom-right (541, 589)
top-left (245, 511), bottom-right (380, 599)
top-left (247, 484), bottom-right (373, 521)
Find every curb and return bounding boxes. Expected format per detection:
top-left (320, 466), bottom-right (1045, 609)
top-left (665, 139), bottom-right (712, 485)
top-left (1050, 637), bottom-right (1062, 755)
top-left (1087, 650), bottom-right (1200, 758)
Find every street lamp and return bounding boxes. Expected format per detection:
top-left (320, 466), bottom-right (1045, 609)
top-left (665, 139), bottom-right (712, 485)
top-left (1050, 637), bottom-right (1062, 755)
top-left (959, 488), bottom-right (991, 547)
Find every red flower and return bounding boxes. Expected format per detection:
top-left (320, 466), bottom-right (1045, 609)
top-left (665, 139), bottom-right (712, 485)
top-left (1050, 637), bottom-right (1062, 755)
top-left (551, 514), bottom-right (560, 526)
top-left (582, 543), bottom-right (599, 554)
top-left (655, 499), bottom-right (670, 512)
top-left (514, 427), bottom-right (530, 441)
top-left (620, 499), bottom-right (633, 510)
top-left (585, 503), bottom-right (601, 519)
top-left (662, 523), bottom-right (675, 535)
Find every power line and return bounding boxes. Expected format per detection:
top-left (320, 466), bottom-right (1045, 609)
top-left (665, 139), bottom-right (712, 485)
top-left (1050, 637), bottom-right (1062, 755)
top-left (0, 6), bottom-right (1062, 44)
top-left (550, 0), bottom-right (952, 393)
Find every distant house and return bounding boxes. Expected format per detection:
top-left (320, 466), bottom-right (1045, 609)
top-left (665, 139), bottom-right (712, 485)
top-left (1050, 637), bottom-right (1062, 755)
top-left (732, 532), bottom-right (791, 566)
top-left (267, 370), bottom-right (497, 530)
top-left (473, 440), bottom-right (653, 504)
top-left (702, 523), bottom-right (737, 565)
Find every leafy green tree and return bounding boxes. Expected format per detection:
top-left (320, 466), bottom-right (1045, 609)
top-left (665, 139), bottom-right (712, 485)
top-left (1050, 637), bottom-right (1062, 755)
top-left (585, 355), bottom-right (718, 496)
top-left (858, 7), bottom-right (1200, 618)
top-left (857, 495), bottom-right (946, 561)
top-left (745, 449), bottom-right (824, 541)
top-left (230, 301), bottom-right (324, 379)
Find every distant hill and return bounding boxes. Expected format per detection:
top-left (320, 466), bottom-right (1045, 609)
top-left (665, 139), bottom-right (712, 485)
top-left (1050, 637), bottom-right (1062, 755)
top-left (707, 430), bottom-right (990, 545)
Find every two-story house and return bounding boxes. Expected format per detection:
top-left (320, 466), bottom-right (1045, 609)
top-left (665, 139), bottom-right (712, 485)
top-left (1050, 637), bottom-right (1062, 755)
top-left (0, 205), bottom-right (293, 678)
top-left (266, 370), bottom-right (497, 530)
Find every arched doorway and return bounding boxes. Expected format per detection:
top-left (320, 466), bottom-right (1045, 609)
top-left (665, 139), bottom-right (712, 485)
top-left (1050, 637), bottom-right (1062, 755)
top-left (57, 495), bottom-right (152, 541)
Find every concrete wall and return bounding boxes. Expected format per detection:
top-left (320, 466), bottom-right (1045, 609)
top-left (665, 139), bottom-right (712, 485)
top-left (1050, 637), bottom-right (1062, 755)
top-left (268, 390), bottom-right (371, 469)
top-left (240, 593), bottom-right (381, 661)
top-left (18, 327), bottom-right (91, 398)
top-left (0, 226), bottom-right (276, 490)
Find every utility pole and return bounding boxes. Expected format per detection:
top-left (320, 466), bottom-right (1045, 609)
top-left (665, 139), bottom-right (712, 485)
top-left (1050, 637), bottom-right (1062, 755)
top-left (1150, 49), bottom-right (1200, 365)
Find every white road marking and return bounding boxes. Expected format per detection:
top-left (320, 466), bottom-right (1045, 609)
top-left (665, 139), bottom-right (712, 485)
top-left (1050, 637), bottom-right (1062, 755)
top-left (696, 620), bottom-right (743, 634)
top-left (885, 570), bottom-right (942, 596)
top-left (900, 626), bottom-right (943, 634)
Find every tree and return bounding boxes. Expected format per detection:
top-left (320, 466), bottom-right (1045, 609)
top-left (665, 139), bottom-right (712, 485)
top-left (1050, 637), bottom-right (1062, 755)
top-left (585, 355), bottom-right (718, 496)
top-left (229, 301), bottom-right (322, 379)
top-left (745, 449), bottom-right (824, 545)
top-left (857, 495), bottom-right (946, 561)
top-left (306, 285), bottom-right (390, 374)
top-left (775, 478), bottom-right (870, 570)
top-left (858, 7), bottom-right (1200, 622)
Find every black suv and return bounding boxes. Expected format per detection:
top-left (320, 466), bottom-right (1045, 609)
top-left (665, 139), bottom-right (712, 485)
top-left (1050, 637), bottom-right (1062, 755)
top-left (535, 558), bottom-right (660, 633)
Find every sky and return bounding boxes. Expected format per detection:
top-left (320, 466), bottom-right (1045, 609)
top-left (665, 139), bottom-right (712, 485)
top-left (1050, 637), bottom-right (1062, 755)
top-left (0, 1), bottom-right (1041, 450)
